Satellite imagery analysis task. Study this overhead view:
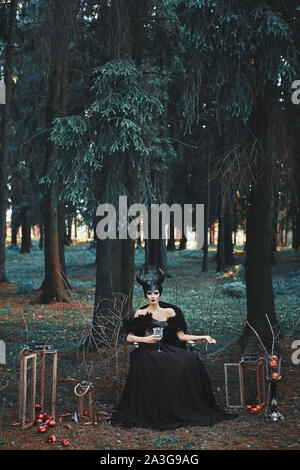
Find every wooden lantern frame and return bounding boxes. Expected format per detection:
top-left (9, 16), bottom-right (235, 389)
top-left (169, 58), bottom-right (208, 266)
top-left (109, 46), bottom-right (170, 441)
top-left (224, 363), bottom-right (244, 409)
top-left (19, 345), bottom-right (57, 430)
top-left (239, 355), bottom-right (266, 408)
top-left (224, 356), bottom-right (267, 409)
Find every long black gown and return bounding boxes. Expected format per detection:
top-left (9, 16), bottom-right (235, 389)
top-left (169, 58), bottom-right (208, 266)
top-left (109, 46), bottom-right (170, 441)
top-left (111, 301), bottom-right (236, 430)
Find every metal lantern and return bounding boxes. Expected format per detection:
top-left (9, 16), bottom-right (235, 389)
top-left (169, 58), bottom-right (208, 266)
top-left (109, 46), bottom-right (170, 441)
top-left (74, 381), bottom-right (94, 420)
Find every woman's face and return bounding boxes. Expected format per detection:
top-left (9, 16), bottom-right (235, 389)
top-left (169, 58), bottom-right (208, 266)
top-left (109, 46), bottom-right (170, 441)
top-left (146, 289), bottom-right (160, 304)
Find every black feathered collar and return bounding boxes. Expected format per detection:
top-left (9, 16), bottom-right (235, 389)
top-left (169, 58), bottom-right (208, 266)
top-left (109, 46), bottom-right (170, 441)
top-left (139, 301), bottom-right (178, 317)
top-left (124, 301), bottom-right (187, 337)
top-left (138, 302), bottom-right (187, 330)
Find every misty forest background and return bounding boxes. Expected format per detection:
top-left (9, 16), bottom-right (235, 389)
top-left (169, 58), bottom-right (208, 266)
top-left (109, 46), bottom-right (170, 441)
top-left (0, 0), bottom-right (300, 361)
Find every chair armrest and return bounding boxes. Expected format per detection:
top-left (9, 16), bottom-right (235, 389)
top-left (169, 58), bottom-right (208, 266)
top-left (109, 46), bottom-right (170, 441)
top-left (187, 340), bottom-right (196, 350)
top-left (134, 341), bottom-right (196, 350)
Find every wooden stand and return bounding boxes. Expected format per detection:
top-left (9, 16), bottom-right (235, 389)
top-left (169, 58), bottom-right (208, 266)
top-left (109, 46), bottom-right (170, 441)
top-left (239, 355), bottom-right (266, 408)
top-left (265, 355), bottom-right (283, 421)
top-left (19, 345), bottom-right (57, 430)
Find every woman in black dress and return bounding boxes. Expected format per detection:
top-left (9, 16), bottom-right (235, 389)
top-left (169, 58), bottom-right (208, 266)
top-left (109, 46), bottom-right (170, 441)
top-left (112, 268), bottom-right (236, 430)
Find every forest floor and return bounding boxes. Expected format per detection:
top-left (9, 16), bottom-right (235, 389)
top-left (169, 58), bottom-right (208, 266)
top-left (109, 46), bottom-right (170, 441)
top-left (0, 241), bottom-right (299, 451)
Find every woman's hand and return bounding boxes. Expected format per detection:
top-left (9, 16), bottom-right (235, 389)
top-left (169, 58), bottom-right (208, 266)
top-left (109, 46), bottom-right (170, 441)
top-left (202, 336), bottom-right (216, 345)
top-left (143, 334), bottom-right (160, 344)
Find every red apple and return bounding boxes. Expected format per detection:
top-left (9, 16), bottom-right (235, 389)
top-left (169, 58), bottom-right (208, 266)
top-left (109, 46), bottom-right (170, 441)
top-left (251, 407), bottom-right (258, 414)
top-left (255, 405), bottom-right (262, 411)
top-left (37, 424), bottom-right (47, 433)
top-left (48, 435), bottom-right (56, 443)
top-left (48, 419), bottom-right (56, 427)
top-left (61, 439), bottom-right (70, 447)
top-left (37, 413), bottom-right (45, 421)
top-left (269, 360), bottom-right (278, 369)
top-left (245, 405), bottom-right (252, 411)
top-left (35, 404), bottom-right (42, 412)
top-left (83, 410), bottom-right (89, 417)
top-left (272, 372), bottom-right (279, 380)
top-left (270, 355), bottom-right (278, 361)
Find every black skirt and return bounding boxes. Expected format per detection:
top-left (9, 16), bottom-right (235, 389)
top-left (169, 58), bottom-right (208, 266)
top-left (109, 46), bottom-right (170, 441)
top-left (111, 342), bottom-right (236, 430)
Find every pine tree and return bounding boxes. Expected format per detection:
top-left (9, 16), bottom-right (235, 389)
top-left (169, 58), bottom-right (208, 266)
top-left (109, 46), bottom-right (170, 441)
top-left (0, 0), bottom-right (18, 282)
top-left (177, 0), bottom-right (299, 351)
top-left (37, 0), bottom-right (80, 303)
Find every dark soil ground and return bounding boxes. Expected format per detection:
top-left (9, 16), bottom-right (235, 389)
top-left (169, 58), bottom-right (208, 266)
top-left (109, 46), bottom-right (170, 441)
top-left (0, 242), bottom-right (299, 451)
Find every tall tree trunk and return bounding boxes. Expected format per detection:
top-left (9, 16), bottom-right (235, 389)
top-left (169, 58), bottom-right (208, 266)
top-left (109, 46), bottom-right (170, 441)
top-left (11, 208), bottom-right (19, 246)
top-left (148, 204), bottom-right (160, 266)
top-left (74, 215), bottom-right (77, 240)
top-left (224, 205), bottom-right (234, 266)
top-left (159, 174), bottom-right (168, 274)
top-left (244, 84), bottom-right (280, 353)
top-left (38, 0), bottom-right (76, 302)
top-left (20, 206), bottom-right (31, 254)
top-left (210, 223), bottom-right (216, 245)
top-left (203, 140), bottom-right (211, 272)
top-left (40, 188), bottom-right (69, 302)
top-left (66, 212), bottom-right (72, 245)
top-left (178, 205), bottom-right (187, 251)
top-left (159, 218), bottom-right (168, 273)
top-left (0, 0), bottom-right (17, 282)
top-left (39, 224), bottom-right (44, 249)
top-left (293, 206), bottom-right (300, 250)
top-left (271, 203), bottom-right (278, 265)
top-left (58, 201), bottom-right (71, 290)
top-left (87, 0), bottom-right (150, 350)
top-left (149, 238), bottom-right (160, 265)
top-left (179, 234), bottom-right (187, 250)
top-left (202, 211), bottom-right (209, 271)
top-left (245, 176), bottom-right (278, 348)
top-left (121, 238), bottom-right (136, 310)
top-left (39, 210), bottom-right (44, 249)
top-left (148, 209), bottom-right (169, 269)
top-left (217, 190), bottom-right (226, 272)
top-left (284, 216), bottom-right (288, 247)
top-left (89, 146), bottom-right (138, 348)
top-left (88, 237), bottom-right (123, 350)
top-left (121, 153), bottom-right (139, 312)
top-left (167, 213), bottom-right (175, 251)
top-left (144, 238), bottom-right (149, 274)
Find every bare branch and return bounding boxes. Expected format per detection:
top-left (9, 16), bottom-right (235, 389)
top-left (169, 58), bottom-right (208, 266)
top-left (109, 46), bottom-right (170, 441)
top-left (239, 308), bottom-right (269, 356)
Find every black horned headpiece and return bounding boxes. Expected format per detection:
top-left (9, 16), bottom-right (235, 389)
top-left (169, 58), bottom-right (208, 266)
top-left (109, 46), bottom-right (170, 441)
top-left (136, 266), bottom-right (166, 298)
